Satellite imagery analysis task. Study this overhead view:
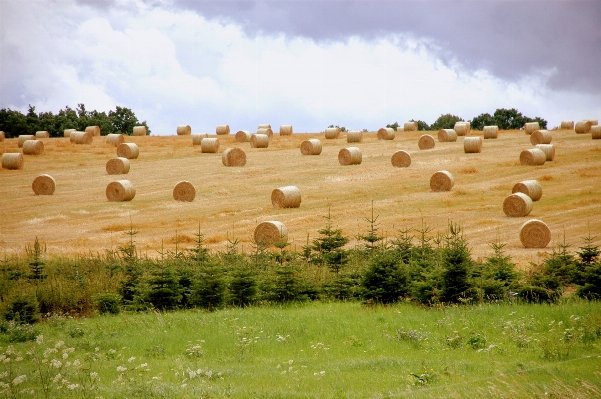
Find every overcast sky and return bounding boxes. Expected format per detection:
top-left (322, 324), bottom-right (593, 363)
top-left (1, 0), bottom-right (600, 134)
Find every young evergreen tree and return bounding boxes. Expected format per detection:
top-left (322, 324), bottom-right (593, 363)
top-left (191, 260), bottom-right (226, 311)
top-left (356, 201), bottom-right (384, 253)
top-left (26, 237), bottom-right (47, 281)
top-left (146, 265), bottom-right (182, 310)
top-left (118, 219), bottom-right (142, 303)
top-left (440, 223), bottom-right (473, 303)
top-left (361, 251), bottom-right (408, 304)
top-left (228, 265), bottom-right (258, 306)
top-left (311, 207), bottom-right (349, 274)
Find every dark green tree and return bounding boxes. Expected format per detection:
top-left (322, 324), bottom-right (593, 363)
top-left (146, 266), bottom-right (182, 310)
top-left (37, 111), bottom-right (58, 136)
top-left (493, 108), bottom-right (527, 130)
top-left (386, 122), bottom-right (399, 130)
top-left (0, 108), bottom-right (29, 137)
top-left (311, 208), bottom-right (349, 273)
top-left (409, 119), bottom-right (430, 131)
top-left (26, 105), bottom-right (40, 134)
top-left (469, 113), bottom-right (496, 130)
top-left (190, 261), bottom-right (226, 311)
top-left (361, 251), bottom-right (408, 304)
top-left (356, 201), bottom-right (384, 253)
top-left (440, 223), bottom-right (473, 303)
top-left (429, 114), bottom-right (463, 131)
top-left (109, 106), bottom-right (151, 135)
top-left (26, 237), bottom-right (47, 281)
top-left (55, 106), bottom-right (80, 134)
top-left (228, 265), bottom-right (257, 306)
top-left (118, 220), bottom-right (142, 304)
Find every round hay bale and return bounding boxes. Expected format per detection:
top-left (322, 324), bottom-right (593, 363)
top-left (250, 134), bottom-right (269, 148)
top-left (106, 157), bottom-right (130, 175)
top-left (453, 122), bottom-right (468, 136)
top-left (116, 143), bottom-right (139, 159)
top-left (418, 134), bottom-right (435, 150)
top-left (192, 133), bottom-right (209, 145)
top-left (257, 127), bottom-right (273, 138)
top-left (560, 120), bottom-right (574, 130)
top-left (200, 138), bottom-right (219, 153)
top-left (535, 144), bottom-right (555, 161)
top-left (35, 131), bottom-right (49, 138)
top-left (235, 130), bottom-right (251, 142)
top-left (324, 127), bottom-right (340, 139)
top-left (520, 219), bottom-right (551, 248)
top-left (63, 129), bottom-right (75, 137)
top-left (300, 139), bottom-right (322, 155)
top-left (346, 130), bottom-right (363, 143)
top-left (2, 153), bottom-right (24, 170)
top-left (177, 125), bottom-right (191, 135)
top-left (271, 186), bottom-right (301, 208)
top-left (106, 180), bottom-right (136, 202)
top-left (519, 148), bottom-right (546, 166)
top-left (512, 180), bottom-right (542, 201)
top-left (18, 135), bottom-right (35, 148)
top-left (254, 221), bottom-right (288, 245)
top-left (592, 125), bottom-right (601, 140)
top-left (589, 119), bottom-right (599, 125)
top-left (575, 120), bottom-right (593, 133)
top-left (222, 148), bottom-right (247, 166)
top-left (503, 192), bottom-right (533, 217)
top-left (530, 130), bottom-right (552, 145)
top-left (338, 147), bottom-right (362, 165)
top-left (377, 127), bottom-right (395, 140)
top-left (258, 124), bottom-right (271, 129)
top-left (85, 126), bottom-right (100, 136)
top-left (438, 129), bottom-right (457, 142)
top-left (132, 126), bottom-right (147, 136)
top-left (173, 181), bottom-right (196, 202)
top-left (464, 136), bottom-right (482, 153)
top-left (32, 174), bottom-right (56, 195)
top-left (0, 131), bottom-right (4, 141)
top-left (396, 126), bottom-right (404, 132)
top-left (280, 125), bottom-right (293, 136)
top-left (70, 131), bottom-right (93, 144)
top-left (391, 150), bottom-right (411, 167)
top-left (22, 140), bottom-right (44, 155)
top-left (430, 170), bottom-right (454, 192)
top-left (404, 121), bottom-right (418, 131)
top-left (465, 121), bottom-right (471, 133)
top-left (524, 122), bottom-right (540, 135)
top-left (216, 125), bottom-right (230, 135)
top-left (106, 133), bottom-right (125, 146)
top-left (483, 125), bottom-right (498, 139)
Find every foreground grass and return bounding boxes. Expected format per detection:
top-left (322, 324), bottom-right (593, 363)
top-left (2, 301), bottom-right (601, 398)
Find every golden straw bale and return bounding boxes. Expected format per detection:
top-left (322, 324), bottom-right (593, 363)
top-left (324, 127), bottom-right (340, 139)
top-left (560, 120), bottom-right (574, 130)
top-left (106, 157), bottom-right (130, 175)
top-left (235, 130), bottom-right (251, 142)
top-left (430, 170), bottom-right (454, 192)
top-left (377, 128), bottom-right (395, 140)
top-left (404, 121), bottom-right (418, 131)
top-left (519, 148), bottom-right (546, 166)
top-left (418, 134), bottom-right (435, 150)
top-left (589, 119), bottom-right (599, 125)
top-left (575, 120), bottom-right (593, 133)
top-left (116, 143), bottom-right (139, 159)
top-left (591, 125), bottom-right (601, 140)
top-left (454, 122), bottom-right (468, 136)
top-left (300, 139), bottom-right (322, 155)
top-left (35, 131), bottom-right (49, 138)
top-left (132, 126), bottom-right (147, 136)
top-left (106, 133), bottom-right (124, 146)
top-left (338, 147), bottom-right (362, 165)
top-left (85, 126), bottom-right (100, 136)
top-left (271, 186), bottom-right (301, 208)
top-left (200, 138), bottom-right (219, 153)
top-left (437, 129), bottom-right (457, 142)
top-left (535, 144), bottom-right (555, 161)
top-left (512, 180), bottom-right (542, 201)
top-left (63, 129), bottom-right (75, 137)
top-left (250, 134), bottom-right (269, 148)
top-left (2, 153), bottom-right (24, 170)
top-left (257, 127), bottom-right (273, 138)
top-left (396, 126), bottom-right (404, 132)
top-left (483, 125), bottom-right (498, 139)
top-left (391, 150), bottom-right (411, 167)
top-left (173, 181), bottom-right (196, 202)
top-left (18, 135), bottom-right (35, 148)
top-left (32, 174), bottom-right (56, 195)
top-left (254, 221), bottom-right (288, 245)
top-left (346, 131), bottom-right (363, 143)
top-left (106, 180), bottom-right (136, 202)
top-left (177, 125), bottom-right (191, 135)
top-left (280, 125), bottom-right (293, 135)
top-left (503, 192), bottom-right (533, 217)
top-left (520, 219), bottom-right (551, 248)
top-left (216, 125), bottom-right (230, 135)
top-left (70, 131), bottom-right (93, 144)
top-left (465, 121), bottom-right (471, 132)
top-left (530, 130), bottom-right (552, 145)
top-left (22, 140), bottom-right (44, 155)
top-left (222, 148), bottom-right (247, 166)
top-left (258, 124), bottom-right (271, 129)
top-left (524, 122), bottom-right (540, 135)
top-left (464, 136), bottom-right (482, 153)
top-left (0, 131), bottom-right (4, 141)
top-left (192, 133), bottom-right (209, 145)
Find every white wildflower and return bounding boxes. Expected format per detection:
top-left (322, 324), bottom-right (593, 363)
top-left (15, 357), bottom-right (23, 362)
top-left (50, 359), bottom-right (62, 368)
top-left (67, 383), bottom-right (79, 390)
top-left (12, 375), bottom-right (27, 386)
top-left (62, 353), bottom-right (69, 360)
top-left (55, 341), bottom-right (65, 349)
top-left (0, 371), bottom-right (8, 378)
top-left (127, 356), bottom-right (136, 363)
top-left (116, 366), bottom-right (127, 372)
top-left (90, 372), bottom-right (99, 380)
top-left (73, 359), bottom-right (81, 367)
top-left (36, 335), bottom-right (44, 345)
top-left (53, 373), bottom-right (62, 383)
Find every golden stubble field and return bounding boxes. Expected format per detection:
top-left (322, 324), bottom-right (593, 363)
top-left (1, 129), bottom-right (600, 268)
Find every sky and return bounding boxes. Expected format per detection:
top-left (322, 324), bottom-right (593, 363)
top-left (1, 0), bottom-right (600, 135)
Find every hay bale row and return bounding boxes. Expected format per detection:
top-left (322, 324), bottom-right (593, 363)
top-left (106, 180), bottom-right (136, 201)
top-left (106, 133), bottom-right (124, 146)
top-left (524, 122), bottom-right (540, 135)
top-left (592, 125), bottom-right (601, 140)
top-left (280, 125), bottom-right (293, 136)
top-left (404, 121), bottom-right (418, 131)
top-left (438, 129), bottom-right (457, 142)
top-left (2, 153), bottom-right (24, 170)
top-left (560, 120), bottom-right (574, 130)
top-left (235, 130), bottom-right (251, 142)
top-left (85, 126), bottom-right (100, 136)
top-left (201, 138), bottom-right (220, 153)
top-left (347, 131), bottom-right (363, 143)
top-left (23, 140), bottom-right (44, 155)
top-left (216, 125), bottom-right (230, 135)
top-left (520, 219), bottom-right (551, 248)
top-left (64, 129), bottom-right (75, 137)
top-left (250, 134), bottom-right (269, 148)
top-left (512, 180), bottom-right (542, 201)
top-left (222, 148), bottom-right (246, 166)
top-left (132, 126), bottom-right (147, 136)
top-left (177, 125), bottom-right (191, 135)
top-left (18, 135), bottom-right (35, 147)
top-left (257, 127), bottom-right (273, 138)
top-left (483, 125), bottom-right (498, 139)
top-left (418, 134), bottom-right (435, 150)
top-left (70, 131), bottom-right (93, 144)
top-left (464, 136), bottom-right (482, 153)
top-left (519, 148), bottom-right (546, 166)
top-left (377, 128), bottom-right (395, 140)
top-left (32, 174), bottom-right (55, 195)
top-left (530, 130), bottom-right (552, 145)
top-left (325, 127), bottom-right (340, 139)
top-left (271, 186), bottom-right (301, 208)
top-left (503, 192), bottom-right (533, 217)
top-left (535, 144), bottom-right (555, 161)
top-left (454, 122), bottom-right (469, 136)
top-left (106, 157), bottom-right (130, 175)
top-left (173, 181), bottom-right (195, 202)
top-left (117, 143), bottom-right (139, 159)
top-left (192, 133), bottom-right (209, 145)
top-left (300, 139), bottom-right (322, 155)
top-left (254, 221), bottom-right (288, 245)
top-left (575, 120), bottom-right (592, 133)
top-left (430, 170), bottom-right (454, 191)
top-left (35, 131), bottom-right (49, 138)
top-left (338, 147), bottom-right (362, 165)
top-left (391, 150), bottom-right (411, 167)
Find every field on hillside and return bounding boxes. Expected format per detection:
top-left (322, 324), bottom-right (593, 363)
top-left (1, 129), bottom-right (600, 266)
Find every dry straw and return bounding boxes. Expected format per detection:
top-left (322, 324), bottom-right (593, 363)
top-left (280, 125), bottom-right (293, 136)
top-left (23, 140), bottom-right (44, 155)
top-left (70, 131), bottom-right (93, 144)
top-left (464, 136), bottom-right (482, 153)
top-left (530, 130), bottom-right (552, 145)
top-left (257, 127), bottom-right (273, 138)
top-left (235, 130), bottom-right (251, 142)
top-left (85, 126), bottom-right (100, 136)
top-left (535, 144), bottom-right (555, 161)
top-left (2, 153), bottom-right (24, 170)
top-left (520, 219), bottom-right (551, 248)
top-left (18, 135), bottom-right (35, 148)
top-left (300, 139), bottom-right (322, 155)
top-left (430, 170), bottom-right (454, 192)
top-left (325, 127), bottom-right (340, 139)
top-left (32, 174), bottom-right (56, 195)
top-left (377, 127), bottom-right (395, 140)
top-left (338, 147), bottom-right (362, 165)
top-left (177, 125), bottom-right (191, 135)
top-left (524, 122), bottom-right (540, 135)
top-left (106, 180), bottom-right (136, 202)
top-left (519, 148), bottom-right (546, 165)
top-left (106, 157), bottom-right (130, 175)
top-left (454, 122), bottom-right (469, 136)
top-left (250, 134), bottom-right (269, 148)
top-left (173, 181), bottom-right (196, 202)
top-left (512, 180), bottom-right (542, 201)
top-left (483, 125), bottom-right (499, 139)
top-left (222, 148), bottom-right (247, 166)
top-left (63, 129), bottom-right (75, 137)
top-left (258, 124), bottom-right (271, 129)
top-left (254, 221), bottom-right (288, 246)
top-left (589, 119), bottom-right (599, 125)
top-left (560, 120), bottom-right (574, 130)
top-left (592, 125), bottom-right (601, 140)
top-left (271, 186), bottom-right (301, 208)
top-left (132, 126), bottom-right (147, 136)
top-left (575, 120), bottom-right (593, 133)
top-left (404, 121), bottom-right (418, 131)
top-left (216, 125), bottom-right (230, 135)
top-left (418, 134), bottom-right (435, 150)
top-left (192, 133), bottom-right (209, 145)
top-left (438, 129), bottom-right (457, 142)
top-left (396, 126), bottom-right (404, 132)
top-left (200, 138), bottom-right (220, 153)
top-left (391, 150), bottom-right (411, 167)
top-left (503, 192), bottom-right (533, 217)
top-left (106, 133), bottom-right (125, 146)
top-left (0, 131), bottom-right (4, 142)
top-left (347, 130), bottom-right (363, 143)
top-left (117, 143), bottom-right (139, 159)
top-left (35, 131), bottom-right (49, 138)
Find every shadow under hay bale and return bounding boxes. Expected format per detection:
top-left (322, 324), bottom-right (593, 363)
top-left (32, 174), bottom-right (55, 195)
